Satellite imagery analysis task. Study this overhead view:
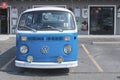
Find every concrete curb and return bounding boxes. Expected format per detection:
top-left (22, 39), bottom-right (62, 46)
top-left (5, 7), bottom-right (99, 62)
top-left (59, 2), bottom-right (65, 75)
top-left (0, 35), bottom-right (16, 41)
top-left (92, 42), bottom-right (120, 44)
top-left (78, 35), bottom-right (120, 38)
top-left (1, 35), bottom-right (120, 39)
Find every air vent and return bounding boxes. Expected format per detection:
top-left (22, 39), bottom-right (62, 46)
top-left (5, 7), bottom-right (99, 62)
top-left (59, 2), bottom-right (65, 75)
top-left (46, 37), bottom-right (63, 41)
top-left (28, 37), bottom-right (44, 41)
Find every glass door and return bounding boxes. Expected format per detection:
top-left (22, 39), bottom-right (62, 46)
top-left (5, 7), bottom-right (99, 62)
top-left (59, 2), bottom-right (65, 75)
top-left (0, 7), bottom-right (9, 34)
top-left (90, 6), bottom-right (114, 35)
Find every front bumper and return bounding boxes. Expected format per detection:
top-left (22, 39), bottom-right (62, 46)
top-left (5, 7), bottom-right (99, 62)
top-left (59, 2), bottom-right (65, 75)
top-left (15, 60), bottom-right (78, 68)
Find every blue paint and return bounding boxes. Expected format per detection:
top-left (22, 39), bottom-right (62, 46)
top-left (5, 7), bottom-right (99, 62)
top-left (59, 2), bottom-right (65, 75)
top-left (16, 33), bottom-right (78, 62)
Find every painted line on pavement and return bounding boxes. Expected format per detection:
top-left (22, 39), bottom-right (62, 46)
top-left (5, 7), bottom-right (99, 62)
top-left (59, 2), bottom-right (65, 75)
top-left (81, 44), bottom-right (104, 72)
top-left (1, 56), bottom-right (16, 70)
top-left (93, 42), bottom-right (120, 44)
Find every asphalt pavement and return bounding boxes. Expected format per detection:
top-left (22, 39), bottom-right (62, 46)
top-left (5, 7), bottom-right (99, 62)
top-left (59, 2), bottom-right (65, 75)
top-left (0, 35), bottom-right (120, 80)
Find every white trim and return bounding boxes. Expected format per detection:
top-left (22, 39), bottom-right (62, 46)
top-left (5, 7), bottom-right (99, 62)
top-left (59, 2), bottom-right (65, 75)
top-left (15, 60), bottom-right (78, 68)
top-left (88, 5), bottom-right (116, 35)
top-left (24, 7), bottom-right (71, 13)
top-left (0, 17), bottom-right (1, 33)
top-left (9, 6), bottom-right (12, 34)
top-left (114, 6), bottom-right (117, 35)
top-left (88, 6), bottom-right (90, 35)
top-left (17, 30), bottom-right (77, 34)
top-left (32, 5), bottom-right (67, 8)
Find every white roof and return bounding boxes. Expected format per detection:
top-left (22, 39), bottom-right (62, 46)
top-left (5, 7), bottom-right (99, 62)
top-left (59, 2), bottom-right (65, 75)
top-left (23, 7), bottom-right (72, 13)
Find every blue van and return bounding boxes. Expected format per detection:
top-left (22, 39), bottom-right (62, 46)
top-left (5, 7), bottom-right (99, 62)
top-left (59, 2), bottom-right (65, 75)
top-left (15, 7), bottom-right (78, 68)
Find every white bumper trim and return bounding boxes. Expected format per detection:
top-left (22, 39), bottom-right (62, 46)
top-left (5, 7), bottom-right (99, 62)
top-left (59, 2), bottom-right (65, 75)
top-left (15, 60), bottom-right (78, 68)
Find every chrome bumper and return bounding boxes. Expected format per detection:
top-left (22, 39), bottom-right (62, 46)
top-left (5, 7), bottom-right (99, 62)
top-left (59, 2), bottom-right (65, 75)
top-left (15, 60), bottom-right (78, 69)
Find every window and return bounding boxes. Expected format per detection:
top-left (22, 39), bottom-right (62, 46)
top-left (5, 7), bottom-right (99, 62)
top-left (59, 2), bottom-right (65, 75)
top-left (18, 11), bottom-right (75, 31)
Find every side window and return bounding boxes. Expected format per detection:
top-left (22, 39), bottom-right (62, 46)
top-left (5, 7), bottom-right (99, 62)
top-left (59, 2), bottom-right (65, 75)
top-left (19, 14), bottom-right (26, 26)
top-left (70, 15), bottom-right (74, 29)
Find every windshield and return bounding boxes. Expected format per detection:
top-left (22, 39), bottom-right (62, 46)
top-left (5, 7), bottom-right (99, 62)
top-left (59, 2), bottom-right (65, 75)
top-left (18, 11), bottom-right (75, 31)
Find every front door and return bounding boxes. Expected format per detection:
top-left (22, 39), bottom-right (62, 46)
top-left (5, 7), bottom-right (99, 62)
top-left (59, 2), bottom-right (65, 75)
top-left (89, 6), bottom-right (115, 35)
top-left (0, 7), bottom-right (9, 34)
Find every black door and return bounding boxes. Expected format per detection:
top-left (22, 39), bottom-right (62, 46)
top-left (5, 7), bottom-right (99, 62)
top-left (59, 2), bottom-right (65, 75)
top-left (0, 8), bottom-right (8, 34)
top-left (90, 7), bottom-right (114, 35)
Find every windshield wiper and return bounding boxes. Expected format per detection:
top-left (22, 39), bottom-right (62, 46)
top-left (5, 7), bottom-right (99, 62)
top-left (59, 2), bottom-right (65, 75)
top-left (20, 25), bottom-right (37, 32)
top-left (47, 25), bottom-right (63, 32)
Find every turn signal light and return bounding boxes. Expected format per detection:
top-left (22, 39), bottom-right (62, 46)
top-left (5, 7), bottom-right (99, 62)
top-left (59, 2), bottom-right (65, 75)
top-left (27, 56), bottom-right (33, 63)
top-left (65, 36), bottom-right (70, 41)
top-left (57, 56), bottom-right (64, 63)
top-left (21, 36), bottom-right (27, 41)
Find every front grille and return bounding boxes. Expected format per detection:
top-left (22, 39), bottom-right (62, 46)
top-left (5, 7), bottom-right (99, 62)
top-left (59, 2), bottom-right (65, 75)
top-left (27, 36), bottom-right (64, 41)
top-left (28, 37), bottom-right (44, 41)
top-left (46, 37), bottom-right (64, 41)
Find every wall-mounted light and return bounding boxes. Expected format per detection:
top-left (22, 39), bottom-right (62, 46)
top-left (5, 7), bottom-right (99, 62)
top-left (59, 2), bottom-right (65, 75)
top-left (1, 2), bottom-right (8, 9)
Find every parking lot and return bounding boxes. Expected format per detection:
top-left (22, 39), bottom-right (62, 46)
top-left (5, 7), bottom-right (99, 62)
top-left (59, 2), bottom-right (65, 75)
top-left (0, 35), bottom-right (120, 80)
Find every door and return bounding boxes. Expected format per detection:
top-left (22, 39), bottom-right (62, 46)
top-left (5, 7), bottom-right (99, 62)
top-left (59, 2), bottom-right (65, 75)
top-left (0, 7), bottom-right (9, 34)
top-left (90, 6), bottom-right (115, 35)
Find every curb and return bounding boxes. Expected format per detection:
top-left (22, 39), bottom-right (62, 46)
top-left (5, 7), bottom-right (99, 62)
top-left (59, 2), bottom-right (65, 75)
top-left (1, 35), bottom-right (120, 39)
top-left (78, 35), bottom-right (120, 38)
top-left (0, 35), bottom-right (16, 41)
top-left (92, 42), bottom-right (120, 44)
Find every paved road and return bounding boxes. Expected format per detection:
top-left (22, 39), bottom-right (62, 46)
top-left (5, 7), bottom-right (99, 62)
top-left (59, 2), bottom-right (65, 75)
top-left (0, 36), bottom-right (120, 80)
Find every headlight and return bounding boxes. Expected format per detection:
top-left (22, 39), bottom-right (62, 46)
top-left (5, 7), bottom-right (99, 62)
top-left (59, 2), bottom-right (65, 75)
top-left (64, 44), bottom-right (72, 54)
top-left (20, 45), bottom-right (28, 54)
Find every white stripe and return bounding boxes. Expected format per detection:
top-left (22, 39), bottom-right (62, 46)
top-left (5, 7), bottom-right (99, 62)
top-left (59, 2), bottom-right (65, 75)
top-left (81, 44), bottom-right (104, 72)
top-left (17, 30), bottom-right (77, 34)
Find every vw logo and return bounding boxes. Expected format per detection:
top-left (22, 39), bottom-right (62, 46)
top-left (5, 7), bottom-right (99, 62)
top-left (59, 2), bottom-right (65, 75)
top-left (41, 46), bottom-right (49, 54)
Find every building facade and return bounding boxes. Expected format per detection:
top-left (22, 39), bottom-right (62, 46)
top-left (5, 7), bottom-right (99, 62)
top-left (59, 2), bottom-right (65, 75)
top-left (0, 0), bottom-right (120, 35)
